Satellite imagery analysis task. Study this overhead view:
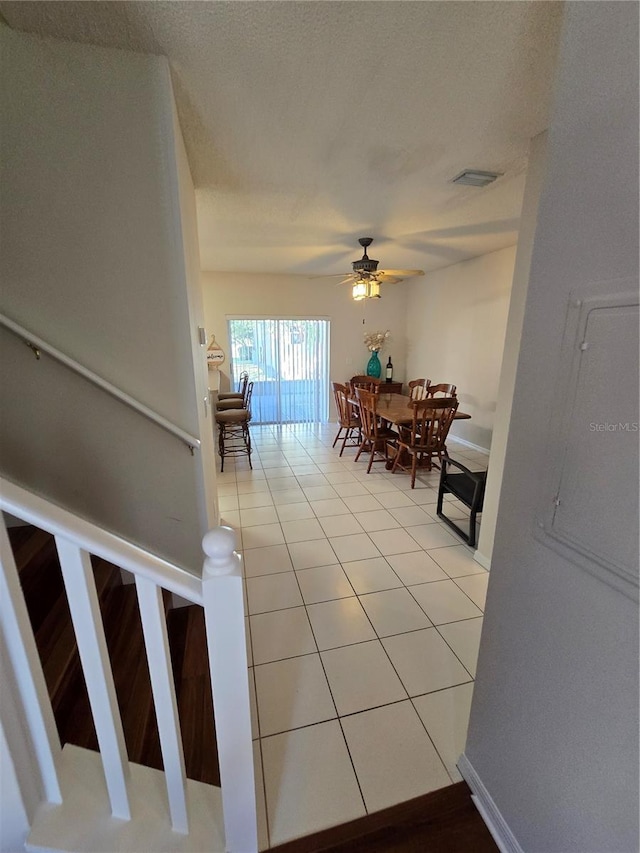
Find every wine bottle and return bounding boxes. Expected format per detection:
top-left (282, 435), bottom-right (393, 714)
top-left (385, 356), bottom-right (393, 382)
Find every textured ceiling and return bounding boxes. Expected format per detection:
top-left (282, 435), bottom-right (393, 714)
top-left (2, 1), bottom-right (564, 276)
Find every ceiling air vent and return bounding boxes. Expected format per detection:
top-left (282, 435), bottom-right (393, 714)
top-left (451, 169), bottom-right (502, 187)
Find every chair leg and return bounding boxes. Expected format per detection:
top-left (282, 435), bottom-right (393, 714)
top-left (468, 510), bottom-right (477, 548)
top-left (390, 443), bottom-right (401, 474)
top-left (354, 438), bottom-right (366, 463)
top-left (410, 454), bottom-right (417, 488)
top-left (332, 426), bottom-right (343, 448)
top-left (218, 424), bottom-right (226, 472)
top-left (217, 418), bottom-right (252, 471)
top-left (339, 427), bottom-right (351, 457)
top-left (367, 444), bottom-right (376, 473)
top-left (243, 422), bottom-right (253, 469)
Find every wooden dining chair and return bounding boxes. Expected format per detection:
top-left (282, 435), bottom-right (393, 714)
top-left (350, 375), bottom-right (382, 393)
top-left (391, 396), bottom-right (459, 487)
top-left (354, 387), bottom-right (397, 473)
top-left (331, 382), bottom-right (361, 456)
top-left (426, 382), bottom-right (457, 398)
top-left (408, 378), bottom-right (431, 401)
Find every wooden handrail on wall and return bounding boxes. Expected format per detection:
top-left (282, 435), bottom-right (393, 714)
top-left (0, 313), bottom-right (201, 453)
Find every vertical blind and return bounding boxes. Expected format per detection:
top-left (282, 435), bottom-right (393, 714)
top-left (227, 318), bottom-right (330, 424)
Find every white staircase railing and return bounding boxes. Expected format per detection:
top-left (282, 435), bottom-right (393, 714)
top-left (0, 477), bottom-right (257, 853)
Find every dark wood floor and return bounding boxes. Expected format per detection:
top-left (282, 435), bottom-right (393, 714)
top-left (10, 524), bottom-right (496, 852)
top-left (270, 782), bottom-right (498, 853)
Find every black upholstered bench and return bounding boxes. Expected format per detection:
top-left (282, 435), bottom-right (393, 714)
top-left (437, 457), bottom-right (487, 548)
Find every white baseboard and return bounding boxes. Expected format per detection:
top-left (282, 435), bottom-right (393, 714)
top-left (457, 753), bottom-right (523, 853)
top-left (449, 435), bottom-right (491, 455)
top-left (473, 550), bottom-right (491, 571)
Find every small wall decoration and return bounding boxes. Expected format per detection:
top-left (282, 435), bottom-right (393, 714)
top-left (207, 334), bottom-right (225, 369)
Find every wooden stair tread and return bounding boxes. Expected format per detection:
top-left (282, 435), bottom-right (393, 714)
top-left (36, 557), bottom-right (122, 706)
top-left (8, 525), bottom-right (53, 571)
top-left (100, 584), bottom-right (161, 770)
top-left (11, 527), bottom-right (64, 635)
top-left (168, 604), bottom-right (220, 786)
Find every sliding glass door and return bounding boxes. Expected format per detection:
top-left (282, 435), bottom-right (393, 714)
top-left (227, 318), bottom-right (330, 424)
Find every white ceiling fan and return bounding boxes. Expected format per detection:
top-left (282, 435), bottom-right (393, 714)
top-left (322, 238), bottom-right (424, 300)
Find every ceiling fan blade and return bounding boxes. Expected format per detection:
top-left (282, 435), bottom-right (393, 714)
top-left (376, 275), bottom-right (401, 284)
top-left (308, 273), bottom-right (351, 280)
top-left (378, 269), bottom-right (425, 277)
top-left (335, 276), bottom-right (355, 286)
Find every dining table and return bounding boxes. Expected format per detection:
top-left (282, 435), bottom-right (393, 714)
top-left (349, 392), bottom-right (471, 427)
top-left (348, 391), bottom-right (471, 471)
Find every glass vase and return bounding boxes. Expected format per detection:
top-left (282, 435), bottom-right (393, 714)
top-left (366, 351), bottom-right (382, 378)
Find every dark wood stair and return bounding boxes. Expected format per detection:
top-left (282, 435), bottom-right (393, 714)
top-left (8, 524), bottom-right (220, 787)
top-left (270, 782), bottom-right (498, 853)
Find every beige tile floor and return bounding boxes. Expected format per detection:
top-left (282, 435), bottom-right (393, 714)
top-left (217, 422), bottom-right (489, 849)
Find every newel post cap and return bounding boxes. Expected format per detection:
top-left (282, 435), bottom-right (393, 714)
top-left (202, 525), bottom-right (238, 576)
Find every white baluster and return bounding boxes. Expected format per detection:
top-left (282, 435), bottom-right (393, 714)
top-left (0, 520), bottom-right (62, 803)
top-left (202, 526), bottom-right (257, 853)
top-left (135, 576), bottom-right (188, 834)
top-left (55, 537), bottom-right (130, 819)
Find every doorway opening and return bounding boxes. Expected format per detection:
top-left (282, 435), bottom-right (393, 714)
top-left (227, 318), bottom-right (330, 424)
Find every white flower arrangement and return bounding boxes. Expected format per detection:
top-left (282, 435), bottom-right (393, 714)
top-left (363, 329), bottom-right (390, 352)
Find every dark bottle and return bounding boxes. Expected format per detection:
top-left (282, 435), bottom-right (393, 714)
top-left (385, 356), bottom-right (393, 382)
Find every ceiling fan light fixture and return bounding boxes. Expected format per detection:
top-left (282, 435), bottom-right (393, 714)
top-left (351, 277), bottom-right (380, 301)
top-left (367, 280), bottom-right (381, 299)
top-left (338, 238), bottom-right (423, 301)
top-left (451, 169), bottom-right (502, 187)
top-left (352, 280), bottom-right (367, 301)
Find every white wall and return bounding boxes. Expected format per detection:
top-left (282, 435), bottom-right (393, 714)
top-left (475, 131), bottom-right (548, 567)
top-left (169, 93), bottom-right (219, 528)
top-left (464, 4), bottom-right (639, 852)
top-left (0, 28), bottom-right (209, 571)
top-left (201, 271), bottom-right (409, 415)
top-left (405, 247), bottom-right (516, 450)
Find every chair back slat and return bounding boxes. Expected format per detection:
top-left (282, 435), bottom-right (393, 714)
top-left (331, 382), bottom-right (360, 455)
top-left (393, 396), bottom-right (458, 486)
top-left (244, 382), bottom-right (254, 415)
top-left (426, 382), bottom-right (457, 398)
top-left (354, 387), bottom-right (396, 473)
top-left (409, 396), bottom-right (458, 450)
top-left (332, 382), bottom-right (351, 427)
top-left (408, 378), bottom-right (431, 401)
top-left (355, 387), bottom-right (379, 440)
top-left (350, 375), bottom-right (382, 393)
top-left (237, 371), bottom-right (249, 396)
